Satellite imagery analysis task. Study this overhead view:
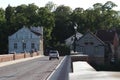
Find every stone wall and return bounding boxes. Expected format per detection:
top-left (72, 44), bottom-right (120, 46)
top-left (0, 52), bottom-right (40, 63)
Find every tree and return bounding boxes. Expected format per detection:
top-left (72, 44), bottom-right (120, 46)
top-left (26, 3), bottom-right (39, 26)
top-left (101, 1), bottom-right (118, 29)
top-left (52, 5), bottom-right (73, 44)
top-left (45, 1), bottom-right (56, 12)
top-left (71, 7), bottom-right (86, 33)
top-left (70, 1), bottom-right (120, 32)
top-left (93, 3), bottom-right (103, 9)
top-left (102, 1), bottom-right (117, 10)
top-left (0, 8), bottom-right (7, 53)
top-left (38, 7), bottom-right (55, 48)
top-left (0, 8), bottom-right (5, 25)
top-left (5, 5), bottom-right (15, 25)
top-left (14, 4), bottom-right (39, 27)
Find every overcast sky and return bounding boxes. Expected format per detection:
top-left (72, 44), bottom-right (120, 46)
top-left (0, 0), bottom-right (120, 10)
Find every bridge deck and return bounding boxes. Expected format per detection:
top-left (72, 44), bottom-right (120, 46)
top-left (0, 56), bottom-right (64, 80)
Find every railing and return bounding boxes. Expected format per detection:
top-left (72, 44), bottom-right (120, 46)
top-left (47, 56), bottom-right (71, 80)
top-left (0, 52), bottom-right (40, 63)
top-left (47, 54), bottom-right (89, 80)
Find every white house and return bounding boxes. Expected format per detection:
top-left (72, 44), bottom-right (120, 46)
top-left (8, 26), bottom-right (43, 54)
top-left (76, 31), bottom-right (105, 64)
top-left (65, 32), bottom-right (83, 50)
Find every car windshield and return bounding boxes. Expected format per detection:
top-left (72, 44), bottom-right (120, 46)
top-left (50, 52), bottom-right (56, 53)
top-left (49, 50), bottom-right (58, 53)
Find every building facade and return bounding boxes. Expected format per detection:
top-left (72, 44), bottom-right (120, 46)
top-left (8, 26), bottom-right (43, 54)
top-left (76, 31), bottom-right (105, 64)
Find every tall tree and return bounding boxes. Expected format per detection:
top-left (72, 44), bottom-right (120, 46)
top-left (38, 7), bottom-right (55, 48)
top-left (71, 7), bottom-right (86, 33)
top-left (5, 5), bottom-right (14, 25)
top-left (45, 1), bottom-right (56, 12)
top-left (26, 3), bottom-right (39, 26)
top-left (103, 1), bottom-right (117, 10)
top-left (14, 4), bottom-right (39, 27)
top-left (101, 1), bottom-right (118, 29)
top-left (53, 5), bottom-right (73, 43)
top-left (0, 8), bottom-right (6, 53)
top-left (0, 8), bottom-right (5, 25)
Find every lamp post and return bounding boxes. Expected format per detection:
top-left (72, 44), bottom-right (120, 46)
top-left (73, 23), bottom-right (78, 52)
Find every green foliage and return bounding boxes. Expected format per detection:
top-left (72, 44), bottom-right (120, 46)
top-left (0, 8), bottom-right (5, 23)
top-left (70, 1), bottom-right (120, 32)
top-left (103, 1), bottom-right (117, 10)
top-left (52, 5), bottom-right (73, 43)
top-left (14, 4), bottom-right (39, 27)
top-left (5, 5), bottom-right (15, 25)
top-left (45, 1), bottom-right (56, 12)
top-left (54, 43), bottom-right (70, 56)
top-left (38, 7), bottom-right (55, 49)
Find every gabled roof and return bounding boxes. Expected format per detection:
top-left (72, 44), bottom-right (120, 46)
top-left (65, 32), bottom-right (83, 41)
top-left (30, 30), bottom-right (42, 36)
top-left (9, 26), bottom-right (43, 37)
top-left (95, 30), bottom-right (116, 42)
top-left (78, 31), bottom-right (105, 45)
top-left (9, 27), bottom-right (30, 37)
top-left (30, 26), bottom-right (43, 36)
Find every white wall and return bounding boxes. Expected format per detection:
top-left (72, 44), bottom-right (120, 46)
top-left (76, 32), bottom-right (105, 57)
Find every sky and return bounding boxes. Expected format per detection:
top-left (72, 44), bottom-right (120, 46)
top-left (0, 0), bottom-right (120, 10)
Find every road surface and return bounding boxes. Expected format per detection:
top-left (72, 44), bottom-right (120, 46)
top-left (0, 56), bottom-right (63, 80)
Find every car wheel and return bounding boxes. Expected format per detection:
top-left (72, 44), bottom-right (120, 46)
top-left (57, 57), bottom-right (59, 60)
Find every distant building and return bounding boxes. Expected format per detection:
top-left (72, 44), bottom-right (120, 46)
top-left (8, 26), bottom-right (43, 54)
top-left (76, 31), bottom-right (105, 64)
top-left (65, 32), bottom-right (83, 50)
top-left (96, 29), bottom-right (119, 62)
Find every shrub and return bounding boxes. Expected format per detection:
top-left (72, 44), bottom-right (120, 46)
top-left (55, 43), bottom-right (70, 56)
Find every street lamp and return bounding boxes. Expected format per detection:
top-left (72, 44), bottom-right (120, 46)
top-left (73, 23), bottom-right (78, 52)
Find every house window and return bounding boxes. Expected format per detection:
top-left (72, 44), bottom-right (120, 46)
top-left (14, 43), bottom-right (17, 49)
top-left (84, 42), bottom-right (94, 45)
top-left (23, 43), bottom-right (26, 50)
top-left (31, 43), bottom-right (35, 49)
top-left (90, 42), bottom-right (94, 45)
top-left (84, 42), bottom-right (88, 45)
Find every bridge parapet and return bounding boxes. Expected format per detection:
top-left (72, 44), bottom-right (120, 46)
top-left (47, 56), bottom-right (71, 80)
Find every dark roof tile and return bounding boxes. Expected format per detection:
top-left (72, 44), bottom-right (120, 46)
top-left (96, 30), bottom-right (115, 42)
